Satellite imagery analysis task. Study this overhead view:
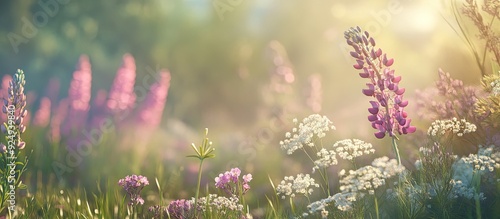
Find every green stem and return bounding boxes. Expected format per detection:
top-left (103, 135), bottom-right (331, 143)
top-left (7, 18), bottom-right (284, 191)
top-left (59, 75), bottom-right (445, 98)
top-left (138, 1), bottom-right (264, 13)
top-left (391, 136), bottom-right (401, 166)
top-left (474, 173), bottom-right (482, 219)
top-left (194, 159), bottom-right (204, 211)
top-left (374, 196), bottom-right (380, 219)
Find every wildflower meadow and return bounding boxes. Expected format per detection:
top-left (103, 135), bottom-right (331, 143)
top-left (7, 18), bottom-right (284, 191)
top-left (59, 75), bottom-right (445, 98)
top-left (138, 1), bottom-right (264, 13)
top-left (0, 0), bottom-right (499, 218)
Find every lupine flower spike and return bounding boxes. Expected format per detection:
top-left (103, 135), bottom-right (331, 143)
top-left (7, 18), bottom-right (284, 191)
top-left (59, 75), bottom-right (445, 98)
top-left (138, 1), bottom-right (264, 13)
top-left (2, 69), bottom-right (28, 150)
top-left (345, 26), bottom-right (416, 165)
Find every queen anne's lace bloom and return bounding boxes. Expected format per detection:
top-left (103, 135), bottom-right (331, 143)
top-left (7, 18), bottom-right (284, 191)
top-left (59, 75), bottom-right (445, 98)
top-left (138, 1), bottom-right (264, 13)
top-left (333, 139), bottom-right (375, 160)
top-left (306, 192), bottom-right (356, 214)
top-left (427, 118), bottom-right (477, 137)
top-left (276, 174), bottom-right (319, 199)
top-left (450, 152), bottom-right (494, 200)
top-left (280, 114), bottom-right (335, 155)
top-left (192, 194), bottom-right (244, 215)
top-left (339, 166), bottom-right (385, 196)
top-left (371, 156), bottom-right (406, 178)
top-left (312, 149), bottom-right (338, 172)
top-left (461, 153), bottom-right (497, 173)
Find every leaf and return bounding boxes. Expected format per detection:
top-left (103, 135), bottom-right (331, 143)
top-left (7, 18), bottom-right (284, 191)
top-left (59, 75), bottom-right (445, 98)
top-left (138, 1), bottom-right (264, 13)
top-left (17, 183), bottom-right (27, 190)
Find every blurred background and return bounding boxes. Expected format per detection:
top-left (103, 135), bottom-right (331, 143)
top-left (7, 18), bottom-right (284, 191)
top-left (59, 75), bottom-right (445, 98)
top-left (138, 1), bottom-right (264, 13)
top-left (0, 0), bottom-right (493, 210)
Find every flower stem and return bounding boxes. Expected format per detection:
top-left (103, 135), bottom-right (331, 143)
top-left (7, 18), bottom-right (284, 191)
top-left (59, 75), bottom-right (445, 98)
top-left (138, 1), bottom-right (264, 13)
top-left (391, 136), bottom-right (401, 166)
top-left (374, 196), bottom-right (380, 219)
top-left (474, 173), bottom-right (482, 219)
top-left (194, 159), bottom-right (204, 211)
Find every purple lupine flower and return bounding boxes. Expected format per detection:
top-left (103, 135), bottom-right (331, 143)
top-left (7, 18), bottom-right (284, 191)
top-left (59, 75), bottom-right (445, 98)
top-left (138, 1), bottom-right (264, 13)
top-left (167, 199), bottom-right (192, 219)
top-left (33, 97), bottom-right (51, 127)
top-left (345, 27), bottom-right (416, 139)
top-left (135, 70), bottom-right (171, 129)
top-left (118, 174), bottom-right (149, 206)
top-left (63, 55), bottom-right (92, 136)
top-left (106, 54), bottom-right (136, 115)
top-left (215, 168), bottom-right (252, 196)
top-left (1, 69), bottom-right (28, 149)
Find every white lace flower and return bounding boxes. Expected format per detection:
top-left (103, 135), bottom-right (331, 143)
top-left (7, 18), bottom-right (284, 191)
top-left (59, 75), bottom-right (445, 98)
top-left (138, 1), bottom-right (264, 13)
top-left (339, 166), bottom-right (385, 196)
top-left (307, 192), bottom-right (356, 213)
top-left (280, 114), bottom-right (335, 155)
top-left (333, 139), bottom-right (374, 160)
top-left (427, 118), bottom-right (476, 137)
top-left (371, 156), bottom-right (406, 178)
top-left (312, 149), bottom-right (338, 172)
top-left (276, 174), bottom-right (319, 199)
top-left (462, 153), bottom-right (496, 173)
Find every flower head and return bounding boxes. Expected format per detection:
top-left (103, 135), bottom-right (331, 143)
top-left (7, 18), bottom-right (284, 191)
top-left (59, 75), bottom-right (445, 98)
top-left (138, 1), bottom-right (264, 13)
top-left (427, 118), bottom-right (477, 137)
top-left (1, 69), bottom-right (28, 149)
top-left (135, 70), bottom-right (170, 130)
top-left (63, 55), bottom-right (92, 145)
top-left (106, 54), bottom-right (137, 115)
top-left (167, 199), bottom-right (192, 219)
top-left (280, 114), bottom-right (335, 154)
top-left (333, 139), bottom-right (375, 160)
top-left (118, 174), bottom-right (149, 205)
top-left (276, 173), bottom-right (319, 199)
top-left (215, 168), bottom-right (252, 196)
top-left (345, 26), bottom-right (416, 138)
top-left (312, 148), bottom-right (338, 172)
top-left (339, 166), bottom-right (385, 196)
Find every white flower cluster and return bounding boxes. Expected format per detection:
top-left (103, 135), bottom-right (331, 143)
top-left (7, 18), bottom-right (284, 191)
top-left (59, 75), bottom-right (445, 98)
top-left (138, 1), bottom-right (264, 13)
top-left (461, 153), bottom-right (497, 173)
top-left (333, 139), bottom-right (375, 160)
top-left (312, 149), bottom-right (338, 173)
top-left (491, 78), bottom-right (500, 96)
top-left (339, 166), bottom-right (385, 196)
top-left (276, 174), bottom-right (320, 199)
top-left (371, 156), bottom-right (406, 178)
top-left (305, 192), bottom-right (356, 214)
top-left (194, 194), bottom-right (244, 213)
top-left (280, 114), bottom-right (335, 155)
top-left (450, 154), bottom-right (491, 200)
top-left (427, 118), bottom-right (477, 137)
top-left (478, 145), bottom-right (500, 167)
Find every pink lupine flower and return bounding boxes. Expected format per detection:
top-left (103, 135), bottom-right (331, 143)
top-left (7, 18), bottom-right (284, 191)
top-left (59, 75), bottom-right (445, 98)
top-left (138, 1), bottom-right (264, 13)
top-left (136, 70), bottom-right (171, 129)
top-left (63, 55), bottom-right (92, 135)
top-left (89, 89), bottom-right (109, 129)
top-left (106, 54), bottom-right (136, 115)
top-left (33, 97), bottom-right (51, 127)
top-left (345, 27), bottom-right (416, 139)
